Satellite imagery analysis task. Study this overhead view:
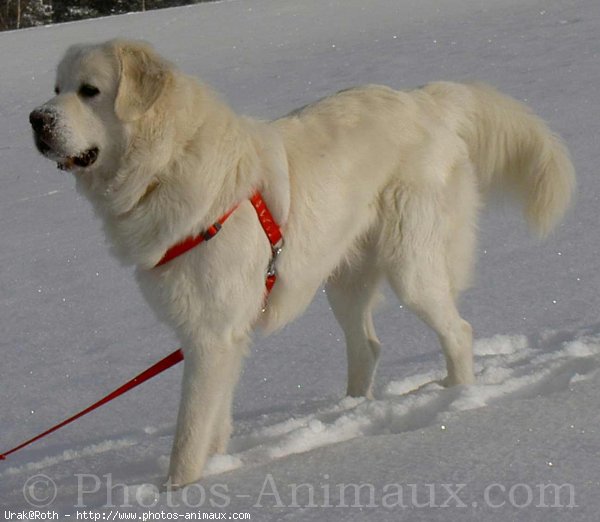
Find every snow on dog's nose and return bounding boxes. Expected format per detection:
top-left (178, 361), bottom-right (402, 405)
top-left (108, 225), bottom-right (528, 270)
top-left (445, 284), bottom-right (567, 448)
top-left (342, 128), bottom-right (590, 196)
top-left (29, 106), bottom-right (60, 153)
top-left (29, 108), bottom-right (56, 134)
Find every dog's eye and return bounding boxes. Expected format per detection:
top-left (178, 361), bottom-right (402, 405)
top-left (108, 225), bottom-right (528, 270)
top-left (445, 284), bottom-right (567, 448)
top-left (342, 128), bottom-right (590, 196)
top-left (79, 84), bottom-right (100, 98)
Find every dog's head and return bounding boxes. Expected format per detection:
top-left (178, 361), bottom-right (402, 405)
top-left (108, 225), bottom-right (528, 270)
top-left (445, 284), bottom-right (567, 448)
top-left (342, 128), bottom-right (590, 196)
top-left (29, 39), bottom-right (173, 174)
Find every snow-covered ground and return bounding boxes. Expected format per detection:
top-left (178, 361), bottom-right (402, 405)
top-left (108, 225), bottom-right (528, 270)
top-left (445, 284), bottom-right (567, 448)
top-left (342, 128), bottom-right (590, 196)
top-left (2, 0), bottom-right (600, 519)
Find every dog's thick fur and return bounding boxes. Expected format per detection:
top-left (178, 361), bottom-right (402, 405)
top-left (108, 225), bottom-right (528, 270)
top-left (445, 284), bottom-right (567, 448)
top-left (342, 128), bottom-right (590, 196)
top-left (30, 40), bottom-right (574, 486)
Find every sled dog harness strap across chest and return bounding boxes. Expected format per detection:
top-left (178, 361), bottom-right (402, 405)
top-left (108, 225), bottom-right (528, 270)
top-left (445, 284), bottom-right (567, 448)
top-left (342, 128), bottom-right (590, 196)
top-left (154, 190), bottom-right (284, 296)
top-left (0, 191), bottom-right (284, 462)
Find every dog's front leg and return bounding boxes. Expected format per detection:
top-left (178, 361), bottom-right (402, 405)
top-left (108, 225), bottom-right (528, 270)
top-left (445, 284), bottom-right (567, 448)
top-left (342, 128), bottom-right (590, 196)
top-left (167, 339), bottom-right (244, 487)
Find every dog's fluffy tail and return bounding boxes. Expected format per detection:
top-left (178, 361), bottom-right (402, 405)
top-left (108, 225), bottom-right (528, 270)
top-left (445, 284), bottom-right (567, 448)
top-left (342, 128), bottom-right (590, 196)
top-left (468, 83), bottom-right (574, 236)
top-left (432, 82), bottom-right (575, 236)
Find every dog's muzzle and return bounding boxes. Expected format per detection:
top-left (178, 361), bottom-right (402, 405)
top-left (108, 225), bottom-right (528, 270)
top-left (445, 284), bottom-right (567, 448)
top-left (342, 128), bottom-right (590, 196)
top-left (29, 107), bottom-right (99, 170)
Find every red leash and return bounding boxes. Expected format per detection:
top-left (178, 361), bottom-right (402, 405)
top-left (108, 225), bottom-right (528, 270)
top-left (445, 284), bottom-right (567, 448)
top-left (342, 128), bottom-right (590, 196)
top-left (1, 190), bottom-right (283, 461)
top-left (0, 349), bottom-right (183, 461)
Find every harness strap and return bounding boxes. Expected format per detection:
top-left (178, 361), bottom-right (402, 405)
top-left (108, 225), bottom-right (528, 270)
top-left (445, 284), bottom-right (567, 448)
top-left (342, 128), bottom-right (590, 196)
top-left (154, 206), bottom-right (239, 267)
top-left (249, 192), bottom-right (284, 296)
top-left (250, 192), bottom-right (283, 245)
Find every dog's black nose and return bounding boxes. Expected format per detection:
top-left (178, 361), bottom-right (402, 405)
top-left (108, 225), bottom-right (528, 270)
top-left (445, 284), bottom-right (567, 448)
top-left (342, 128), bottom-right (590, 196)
top-left (29, 110), bottom-right (55, 133)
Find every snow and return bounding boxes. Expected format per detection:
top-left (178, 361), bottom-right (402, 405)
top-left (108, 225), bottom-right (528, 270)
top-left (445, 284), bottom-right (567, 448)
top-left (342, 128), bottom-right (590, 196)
top-left (1, 0), bottom-right (600, 519)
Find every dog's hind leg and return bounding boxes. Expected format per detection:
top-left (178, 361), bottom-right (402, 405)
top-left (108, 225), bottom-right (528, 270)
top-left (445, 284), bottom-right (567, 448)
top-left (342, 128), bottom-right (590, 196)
top-left (384, 245), bottom-right (475, 386)
top-left (326, 248), bottom-right (382, 399)
top-left (380, 182), bottom-right (476, 387)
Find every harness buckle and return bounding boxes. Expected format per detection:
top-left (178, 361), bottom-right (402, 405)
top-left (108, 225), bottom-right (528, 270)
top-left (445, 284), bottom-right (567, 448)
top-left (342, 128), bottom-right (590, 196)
top-left (203, 222), bottom-right (222, 241)
top-left (267, 239), bottom-right (284, 277)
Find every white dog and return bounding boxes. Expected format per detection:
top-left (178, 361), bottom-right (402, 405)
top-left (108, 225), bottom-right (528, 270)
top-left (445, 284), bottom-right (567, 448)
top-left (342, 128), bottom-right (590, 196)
top-left (30, 39), bottom-right (574, 486)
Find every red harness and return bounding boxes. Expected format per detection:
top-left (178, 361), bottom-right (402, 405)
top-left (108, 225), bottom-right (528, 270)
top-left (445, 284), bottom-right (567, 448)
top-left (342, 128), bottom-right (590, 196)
top-left (155, 191), bottom-right (284, 295)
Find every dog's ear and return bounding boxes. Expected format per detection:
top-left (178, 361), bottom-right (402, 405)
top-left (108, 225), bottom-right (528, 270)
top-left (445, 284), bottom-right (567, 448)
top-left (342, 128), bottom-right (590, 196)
top-left (113, 41), bottom-right (173, 122)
